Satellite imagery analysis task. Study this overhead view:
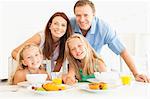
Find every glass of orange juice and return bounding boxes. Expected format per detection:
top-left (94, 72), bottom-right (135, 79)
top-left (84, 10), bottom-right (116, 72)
top-left (120, 74), bottom-right (131, 85)
top-left (51, 72), bottom-right (62, 84)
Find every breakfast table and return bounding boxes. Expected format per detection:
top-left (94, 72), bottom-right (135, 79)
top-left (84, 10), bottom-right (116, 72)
top-left (0, 80), bottom-right (150, 99)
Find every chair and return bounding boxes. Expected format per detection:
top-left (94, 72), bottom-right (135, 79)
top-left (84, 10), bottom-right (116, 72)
top-left (8, 56), bottom-right (18, 84)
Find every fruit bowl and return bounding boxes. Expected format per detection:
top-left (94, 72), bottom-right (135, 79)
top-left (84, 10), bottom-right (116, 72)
top-left (26, 74), bottom-right (47, 84)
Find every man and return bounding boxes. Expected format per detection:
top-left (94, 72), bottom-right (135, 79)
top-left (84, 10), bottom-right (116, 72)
top-left (70, 0), bottom-right (149, 82)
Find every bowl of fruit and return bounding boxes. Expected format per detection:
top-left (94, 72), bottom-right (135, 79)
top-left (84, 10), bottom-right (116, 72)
top-left (26, 74), bottom-right (47, 84)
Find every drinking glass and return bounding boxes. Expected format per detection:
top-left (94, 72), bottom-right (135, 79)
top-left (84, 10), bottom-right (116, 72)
top-left (51, 72), bottom-right (62, 84)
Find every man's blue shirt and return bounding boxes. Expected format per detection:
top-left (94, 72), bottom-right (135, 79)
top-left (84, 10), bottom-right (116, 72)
top-left (70, 16), bottom-right (125, 55)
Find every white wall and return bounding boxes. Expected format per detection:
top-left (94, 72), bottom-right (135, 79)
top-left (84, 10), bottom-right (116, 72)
top-left (0, 0), bottom-right (150, 79)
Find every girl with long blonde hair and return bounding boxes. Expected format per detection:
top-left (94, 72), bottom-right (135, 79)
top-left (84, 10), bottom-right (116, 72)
top-left (63, 34), bottom-right (107, 84)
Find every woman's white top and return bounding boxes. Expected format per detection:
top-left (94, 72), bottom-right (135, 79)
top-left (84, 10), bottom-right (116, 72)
top-left (38, 32), bottom-right (68, 74)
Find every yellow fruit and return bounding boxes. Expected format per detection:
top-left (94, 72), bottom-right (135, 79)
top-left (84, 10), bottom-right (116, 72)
top-left (102, 83), bottom-right (108, 90)
top-left (88, 83), bottom-right (99, 90)
top-left (42, 82), bottom-right (66, 91)
top-left (88, 82), bottom-right (108, 90)
top-left (35, 87), bottom-right (46, 91)
top-left (99, 82), bottom-right (108, 90)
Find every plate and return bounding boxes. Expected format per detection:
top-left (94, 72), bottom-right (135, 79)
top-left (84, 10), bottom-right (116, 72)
top-left (17, 81), bottom-right (31, 87)
top-left (87, 78), bottom-right (100, 83)
top-left (27, 84), bottom-right (74, 95)
top-left (80, 84), bottom-right (109, 93)
top-left (17, 81), bottom-right (52, 87)
top-left (80, 84), bottom-right (118, 93)
top-left (87, 78), bottom-right (121, 85)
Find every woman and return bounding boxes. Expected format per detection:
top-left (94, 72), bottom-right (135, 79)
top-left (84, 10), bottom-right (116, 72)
top-left (11, 12), bottom-right (73, 73)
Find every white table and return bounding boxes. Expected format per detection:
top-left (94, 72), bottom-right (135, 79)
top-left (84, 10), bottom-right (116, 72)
top-left (0, 81), bottom-right (150, 99)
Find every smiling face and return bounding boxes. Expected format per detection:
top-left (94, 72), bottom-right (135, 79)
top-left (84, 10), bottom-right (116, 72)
top-left (68, 37), bottom-right (87, 60)
top-left (22, 46), bottom-right (43, 69)
top-left (49, 16), bottom-right (67, 41)
top-left (74, 4), bottom-right (95, 31)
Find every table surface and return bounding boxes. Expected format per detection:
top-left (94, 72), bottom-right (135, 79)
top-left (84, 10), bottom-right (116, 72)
top-left (0, 80), bottom-right (150, 98)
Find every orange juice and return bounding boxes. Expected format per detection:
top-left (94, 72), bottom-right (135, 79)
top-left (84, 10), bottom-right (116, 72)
top-left (52, 78), bottom-right (62, 84)
top-left (121, 75), bottom-right (131, 85)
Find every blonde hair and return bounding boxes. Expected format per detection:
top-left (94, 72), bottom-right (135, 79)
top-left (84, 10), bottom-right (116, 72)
top-left (17, 43), bottom-right (42, 68)
top-left (8, 43), bottom-right (42, 84)
top-left (65, 34), bottom-right (104, 80)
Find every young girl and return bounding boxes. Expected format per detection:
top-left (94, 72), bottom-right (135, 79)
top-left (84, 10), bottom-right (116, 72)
top-left (9, 43), bottom-right (49, 85)
top-left (63, 34), bottom-right (107, 85)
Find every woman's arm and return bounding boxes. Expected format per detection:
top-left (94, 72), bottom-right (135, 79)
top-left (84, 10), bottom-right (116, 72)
top-left (11, 32), bottom-right (41, 60)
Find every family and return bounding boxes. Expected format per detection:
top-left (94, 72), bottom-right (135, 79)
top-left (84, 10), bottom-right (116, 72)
top-left (9, 0), bottom-right (150, 85)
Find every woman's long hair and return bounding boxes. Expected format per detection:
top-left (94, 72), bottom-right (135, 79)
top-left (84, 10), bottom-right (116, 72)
top-left (65, 34), bottom-right (104, 80)
top-left (43, 12), bottom-right (73, 70)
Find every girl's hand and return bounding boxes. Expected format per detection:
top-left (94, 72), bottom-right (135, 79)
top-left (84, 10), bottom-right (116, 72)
top-left (62, 74), bottom-right (77, 85)
top-left (65, 76), bottom-right (78, 85)
top-left (135, 74), bottom-right (150, 83)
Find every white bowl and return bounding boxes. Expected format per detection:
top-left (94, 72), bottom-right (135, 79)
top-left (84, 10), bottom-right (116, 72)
top-left (94, 72), bottom-right (120, 84)
top-left (26, 74), bottom-right (47, 84)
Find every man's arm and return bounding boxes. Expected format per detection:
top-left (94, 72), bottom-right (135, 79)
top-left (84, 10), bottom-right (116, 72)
top-left (120, 49), bottom-right (150, 82)
top-left (120, 49), bottom-right (138, 77)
